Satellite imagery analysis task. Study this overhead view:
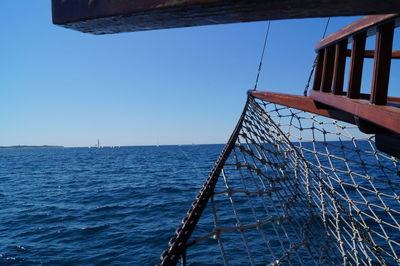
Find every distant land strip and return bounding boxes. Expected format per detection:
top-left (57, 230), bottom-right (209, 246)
top-left (0, 145), bottom-right (64, 149)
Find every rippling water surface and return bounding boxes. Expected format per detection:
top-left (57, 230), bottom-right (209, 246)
top-left (1, 143), bottom-right (398, 265)
top-left (0, 145), bottom-right (223, 265)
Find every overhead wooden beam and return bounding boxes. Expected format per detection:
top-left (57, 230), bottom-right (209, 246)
top-left (52, 0), bottom-right (400, 34)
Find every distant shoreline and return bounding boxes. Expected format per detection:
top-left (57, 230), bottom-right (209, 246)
top-left (0, 144), bottom-right (225, 149)
top-left (0, 141), bottom-right (356, 149)
top-left (0, 145), bottom-right (64, 149)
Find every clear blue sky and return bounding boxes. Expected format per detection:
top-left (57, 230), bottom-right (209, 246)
top-left (1, 2), bottom-right (399, 147)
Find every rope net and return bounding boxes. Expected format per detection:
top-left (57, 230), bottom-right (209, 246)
top-left (160, 95), bottom-right (400, 265)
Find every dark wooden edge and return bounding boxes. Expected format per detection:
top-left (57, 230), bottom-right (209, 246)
top-left (370, 21), bottom-right (395, 105)
top-left (347, 32), bottom-right (366, 99)
top-left (321, 46), bottom-right (336, 92)
top-left (52, 0), bottom-right (400, 34)
top-left (316, 14), bottom-right (399, 51)
top-left (375, 134), bottom-right (400, 157)
top-left (250, 91), bottom-right (355, 125)
top-left (332, 41), bottom-right (347, 95)
top-left (312, 50), bottom-right (325, 91)
top-left (388, 96), bottom-right (400, 103)
top-left (310, 90), bottom-right (400, 134)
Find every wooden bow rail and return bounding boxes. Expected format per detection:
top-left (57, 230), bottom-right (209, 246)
top-left (253, 15), bottom-right (400, 157)
top-left (311, 14), bottom-right (400, 133)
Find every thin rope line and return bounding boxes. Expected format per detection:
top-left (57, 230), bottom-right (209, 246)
top-left (321, 17), bottom-right (331, 40)
top-left (303, 17), bottom-right (331, 96)
top-left (253, 21), bottom-right (271, 91)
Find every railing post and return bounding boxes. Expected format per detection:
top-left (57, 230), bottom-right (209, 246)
top-left (321, 46), bottom-right (336, 92)
top-left (332, 40), bottom-right (348, 95)
top-left (371, 22), bottom-right (395, 105)
top-left (347, 32), bottom-right (366, 99)
top-left (312, 50), bottom-right (325, 91)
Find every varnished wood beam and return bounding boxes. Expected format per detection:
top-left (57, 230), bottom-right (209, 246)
top-left (370, 22), bottom-right (394, 105)
top-left (316, 14), bottom-right (399, 50)
top-left (310, 90), bottom-right (400, 134)
top-left (52, 0), bottom-right (400, 34)
top-left (345, 49), bottom-right (400, 58)
top-left (312, 50), bottom-right (325, 91)
top-left (250, 91), bottom-right (355, 125)
top-left (332, 41), bottom-right (347, 95)
top-left (321, 46), bottom-right (336, 92)
top-left (347, 32), bottom-right (366, 99)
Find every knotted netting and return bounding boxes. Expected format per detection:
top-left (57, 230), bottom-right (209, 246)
top-left (160, 94), bottom-right (400, 266)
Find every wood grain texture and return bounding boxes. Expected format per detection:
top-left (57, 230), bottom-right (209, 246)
top-left (321, 46), bottom-right (335, 92)
top-left (332, 41), bottom-right (347, 95)
top-left (310, 90), bottom-right (400, 134)
top-left (312, 50), bottom-right (325, 91)
top-left (316, 14), bottom-right (399, 50)
top-left (51, 0), bottom-right (400, 34)
top-left (345, 49), bottom-right (400, 58)
top-left (347, 33), bottom-right (366, 99)
top-left (250, 91), bottom-right (355, 125)
top-left (370, 22), bottom-right (394, 105)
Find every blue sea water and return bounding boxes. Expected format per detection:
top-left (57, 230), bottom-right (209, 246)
top-left (0, 145), bottom-right (223, 265)
top-left (0, 143), bottom-right (398, 265)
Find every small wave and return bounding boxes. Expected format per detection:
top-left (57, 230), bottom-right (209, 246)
top-left (42, 171), bottom-right (60, 175)
top-left (93, 205), bottom-right (127, 212)
top-left (158, 187), bottom-right (182, 193)
top-left (80, 224), bottom-right (110, 234)
top-left (0, 254), bottom-right (37, 265)
top-left (71, 169), bottom-right (90, 173)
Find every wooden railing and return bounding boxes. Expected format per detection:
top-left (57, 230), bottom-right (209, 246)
top-left (310, 14), bottom-right (400, 135)
top-left (251, 15), bottom-right (400, 157)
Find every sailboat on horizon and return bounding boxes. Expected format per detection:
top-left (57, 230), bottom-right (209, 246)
top-left (95, 139), bottom-right (101, 148)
